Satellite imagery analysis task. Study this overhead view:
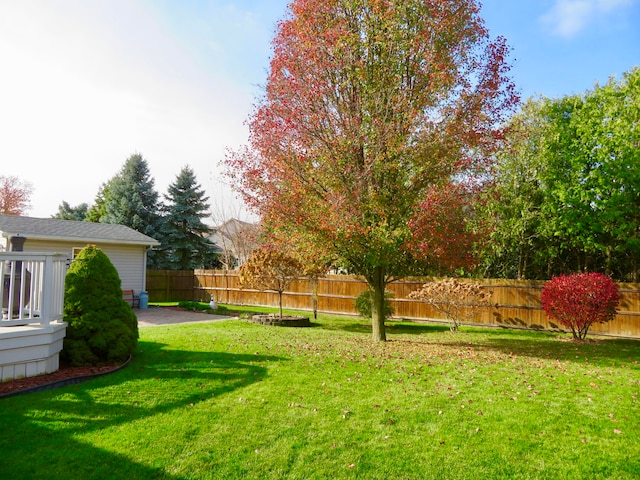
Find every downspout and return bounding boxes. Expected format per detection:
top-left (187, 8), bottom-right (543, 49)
top-left (142, 246), bottom-right (149, 292)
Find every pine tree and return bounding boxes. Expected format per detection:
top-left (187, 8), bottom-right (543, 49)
top-left (99, 153), bottom-right (163, 267)
top-left (52, 201), bottom-right (89, 221)
top-left (159, 166), bottom-right (218, 269)
top-left (86, 181), bottom-right (111, 222)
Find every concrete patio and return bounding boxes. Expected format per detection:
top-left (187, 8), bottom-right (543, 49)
top-left (136, 307), bottom-right (230, 327)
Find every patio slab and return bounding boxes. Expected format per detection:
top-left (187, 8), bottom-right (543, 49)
top-left (135, 307), bottom-right (230, 327)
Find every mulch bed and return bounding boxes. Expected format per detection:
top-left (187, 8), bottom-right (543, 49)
top-left (0, 362), bottom-right (125, 397)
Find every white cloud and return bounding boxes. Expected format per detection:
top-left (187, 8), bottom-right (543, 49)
top-left (540, 0), bottom-right (635, 37)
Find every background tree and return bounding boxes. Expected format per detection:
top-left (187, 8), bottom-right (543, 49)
top-left (0, 175), bottom-right (32, 215)
top-left (478, 68), bottom-right (640, 280)
top-left (99, 153), bottom-right (164, 267)
top-left (62, 245), bottom-right (138, 366)
top-left (53, 201), bottom-right (89, 221)
top-left (408, 183), bottom-right (484, 276)
top-left (555, 68), bottom-right (640, 280)
top-left (158, 166), bottom-right (218, 269)
top-left (86, 181), bottom-right (112, 222)
top-left (475, 99), bottom-right (550, 279)
top-left (226, 0), bottom-right (517, 341)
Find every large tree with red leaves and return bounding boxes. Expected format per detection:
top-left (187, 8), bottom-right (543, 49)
top-left (226, 0), bottom-right (518, 341)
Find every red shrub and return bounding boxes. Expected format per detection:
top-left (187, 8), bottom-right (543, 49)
top-left (541, 273), bottom-right (620, 340)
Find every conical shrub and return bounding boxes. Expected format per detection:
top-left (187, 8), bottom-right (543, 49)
top-left (61, 245), bottom-right (138, 366)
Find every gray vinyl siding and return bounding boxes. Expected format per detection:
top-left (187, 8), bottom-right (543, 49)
top-left (19, 239), bottom-right (149, 293)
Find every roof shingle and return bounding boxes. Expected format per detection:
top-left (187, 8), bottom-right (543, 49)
top-left (0, 214), bottom-right (159, 246)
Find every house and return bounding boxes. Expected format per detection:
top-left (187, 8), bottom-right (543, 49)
top-left (208, 218), bottom-right (259, 269)
top-left (0, 214), bottom-right (159, 294)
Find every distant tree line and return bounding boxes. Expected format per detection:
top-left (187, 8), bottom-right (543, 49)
top-left (53, 154), bottom-right (218, 270)
top-left (9, 57), bottom-right (636, 283)
top-left (476, 67), bottom-right (640, 281)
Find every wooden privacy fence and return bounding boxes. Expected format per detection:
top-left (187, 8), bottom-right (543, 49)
top-left (147, 269), bottom-right (640, 338)
top-left (146, 270), bottom-right (195, 302)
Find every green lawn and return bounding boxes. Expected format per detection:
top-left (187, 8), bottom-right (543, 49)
top-left (1, 308), bottom-right (638, 479)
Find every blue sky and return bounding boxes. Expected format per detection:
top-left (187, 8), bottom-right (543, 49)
top-left (0, 0), bottom-right (638, 220)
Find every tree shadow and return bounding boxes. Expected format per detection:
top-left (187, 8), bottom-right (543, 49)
top-left (386, 321), bottom-right (451, 335)
top-left (320, 318), bottom-right (451, 335)
top-left (324, 316), bottom-right (640, 366)
top-left (492, 311), bottom-right (561, 331)
top-left (0, 341), bottom-right (288, 479)
top-left (317, 319), bottom-right (372, 334)
top-left (429, 328), bottom-right (640, 367)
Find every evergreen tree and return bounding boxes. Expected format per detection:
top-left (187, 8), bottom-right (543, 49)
top-left (159, 166), bottom-right (218, 269)
top-left (52, 201), bottom-right (89, 221)
top-left (62, 245), bottom-right (138, 366)
top-left (100, 153), bottom-right (163, 267)
top-left (86, 181), bottom-right (112, 222)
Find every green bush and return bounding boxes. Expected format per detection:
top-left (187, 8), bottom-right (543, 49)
top-left (178, 301), bottom-right (210, 311)
top-left (355, 289), bottom-right (394, 320)
top-left (61, 245), bottom-right (138, 366)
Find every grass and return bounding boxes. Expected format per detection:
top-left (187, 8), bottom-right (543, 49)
top-left (1, 307), bottom-right (639, 479)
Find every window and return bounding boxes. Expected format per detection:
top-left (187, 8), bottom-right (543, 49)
top-left (72, 247), bottom-right (84, 260)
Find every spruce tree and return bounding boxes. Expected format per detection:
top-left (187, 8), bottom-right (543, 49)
top-left (159, 166), bottom-right (218, 269)
top-left (100, 153), bottom-right (164, 267)
top-left (52, 201), bottom-right (89, 221)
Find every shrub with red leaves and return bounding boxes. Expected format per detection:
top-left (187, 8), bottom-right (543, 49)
top-left (541, 273), bottom-right (620, 340)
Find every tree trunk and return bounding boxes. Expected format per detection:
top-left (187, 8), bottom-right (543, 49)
top-left (311, 277), bottom-right (319, 320)
top-left (605, 246), bottom-right (612, 277)
top-left (278, 290), bottom-right (283, 319)
top-left (369, 267), bottom-right (387, 342)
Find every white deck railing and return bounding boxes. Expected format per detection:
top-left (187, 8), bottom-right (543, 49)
top-left (0, 252), bottom-right (67, 327)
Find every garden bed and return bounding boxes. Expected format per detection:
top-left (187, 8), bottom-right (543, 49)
top-left (0, 358), bottom-right (129, 397)
top-left (248, 314), bottom-right (311, 327)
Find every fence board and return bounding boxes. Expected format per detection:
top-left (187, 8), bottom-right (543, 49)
top-left (146, 270), bottom-right (195, 302)
top-left (144, 270), bottom-right (640, 338)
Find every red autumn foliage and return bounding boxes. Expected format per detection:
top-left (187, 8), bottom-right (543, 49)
top-left (541, 273), bottom-right (620, 340)
top-left (225, 0), bottom-right (519, 341)
top-left (0, 175), bottom-right (32, 215)
top-left (407, 183), bottom-right (483, 274)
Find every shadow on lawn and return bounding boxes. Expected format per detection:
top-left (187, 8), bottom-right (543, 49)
top-left (0, 341), bottom-right (288, 479)
top-left (323, 319), bottom-right (452, 335)
top-left (421, 327), bottom-right (640, 367)
top-left (323, 317), bottom-right (639, 367)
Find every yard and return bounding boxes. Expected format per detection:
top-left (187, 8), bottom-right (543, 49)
top-left (1, 308), bottom-right (638, 479)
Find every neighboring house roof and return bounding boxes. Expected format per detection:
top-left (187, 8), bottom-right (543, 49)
top-left (0, 214), bottom-right (160, 247)
top-left (208, 219), bottom-right (257, 249)
top-left (208, 218), bottom-right (259, 261)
